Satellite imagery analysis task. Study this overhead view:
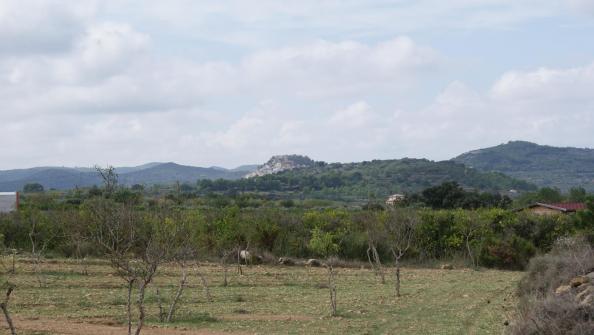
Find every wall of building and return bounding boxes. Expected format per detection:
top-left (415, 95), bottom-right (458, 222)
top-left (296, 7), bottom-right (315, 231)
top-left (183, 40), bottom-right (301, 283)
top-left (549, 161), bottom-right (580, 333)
top-left (527, 206), bottom-right (564, 216)
top-left (0, 193), bottom-right (18, 213)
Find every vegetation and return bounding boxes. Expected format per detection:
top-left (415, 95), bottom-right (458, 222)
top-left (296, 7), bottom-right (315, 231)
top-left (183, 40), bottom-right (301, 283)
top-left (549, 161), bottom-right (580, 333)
top-left (0, 258), bottom-right (520, 334)
top-left (1, 167), bottom-right (593, 333)
top-left (197, 158), bottom-right (535, 201)
top-left (510, 236), bottom-right (594, 334)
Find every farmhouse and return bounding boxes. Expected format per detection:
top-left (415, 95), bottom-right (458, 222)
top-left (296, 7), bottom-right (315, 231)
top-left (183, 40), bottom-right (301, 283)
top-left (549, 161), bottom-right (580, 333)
top-left (519, 202), bottom-right (587, 216)
top-left (0, 192), bottom-right (19, 213)
top-left (385, 193), bottom-right (405, 206)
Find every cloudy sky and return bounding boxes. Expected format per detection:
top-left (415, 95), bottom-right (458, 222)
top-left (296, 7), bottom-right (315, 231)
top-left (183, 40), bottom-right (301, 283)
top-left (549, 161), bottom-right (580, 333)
top-left (1, 0), bottom-right (594, 169)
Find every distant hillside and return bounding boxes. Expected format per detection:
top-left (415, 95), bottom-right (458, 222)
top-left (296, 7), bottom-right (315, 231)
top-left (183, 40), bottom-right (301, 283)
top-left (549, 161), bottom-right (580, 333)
top-left (452, 141), bottom-right (594, 191)
top-left (118, 163), bottom-right (247, 185)
top-left (0, 162), bottom-right (256, 191)
top-left (245, 155), bottom-right (315, 178)
top-left (198, 158), bottom-right (536, 199)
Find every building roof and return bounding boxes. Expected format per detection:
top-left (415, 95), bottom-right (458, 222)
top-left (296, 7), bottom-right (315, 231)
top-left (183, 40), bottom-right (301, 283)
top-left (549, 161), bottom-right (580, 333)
top-left (521, 202), bottom-right (587, 213)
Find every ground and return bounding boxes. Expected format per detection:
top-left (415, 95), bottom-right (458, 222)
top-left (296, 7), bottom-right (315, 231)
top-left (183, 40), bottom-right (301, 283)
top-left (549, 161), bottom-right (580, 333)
top-left (0, 259), bottom-right (522, 334)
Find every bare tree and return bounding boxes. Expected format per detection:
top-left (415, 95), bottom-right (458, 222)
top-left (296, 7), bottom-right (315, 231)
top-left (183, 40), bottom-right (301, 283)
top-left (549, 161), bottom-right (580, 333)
top-left (94, 165), bottom-right (118, 197)
top-left (21, 208), bottom-right (56, 288)
top-left (0, 283), bottom-right (16, 335)
top-left (457, 211), bottom-right (486, 270)
top-left (195, 269), bottom-right (213, 302)
top-left (85, 167), bottom-right (175, 335)
top-left (383, 208), bottom-right (418, 298)
top-left (357, 211), bottom-right (386, 284)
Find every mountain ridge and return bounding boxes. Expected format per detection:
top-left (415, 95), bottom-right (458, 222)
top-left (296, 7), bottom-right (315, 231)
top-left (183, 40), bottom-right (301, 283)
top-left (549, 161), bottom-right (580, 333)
top-left (452, 141), bottom-right (594, 191)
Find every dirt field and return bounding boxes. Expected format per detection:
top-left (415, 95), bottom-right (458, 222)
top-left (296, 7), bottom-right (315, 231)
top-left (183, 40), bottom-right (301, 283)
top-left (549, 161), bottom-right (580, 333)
top-left (1, 259), bottom-right (522, 334)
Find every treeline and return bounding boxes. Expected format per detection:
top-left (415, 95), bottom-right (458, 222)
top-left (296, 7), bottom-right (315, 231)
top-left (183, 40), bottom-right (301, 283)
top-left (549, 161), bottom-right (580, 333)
top-left (2, 191), bottom-right (593, 270)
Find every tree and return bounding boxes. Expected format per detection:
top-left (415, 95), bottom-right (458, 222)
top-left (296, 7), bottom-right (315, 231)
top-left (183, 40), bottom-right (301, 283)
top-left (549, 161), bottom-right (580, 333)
top-left (95, 165), bottom-right (118, 197)
top-left (85, 198), bottom-right (174, 335)
top-left (308, 227), bottom-right (340, 316)
top-left (569, 187), bottom-right (587, 202)
top-left (0, 282), bottom-right (16, 335)
top-left (382, 208), bottom-right (418, 297)
top-left (355, 211), bottom-right (386, 284)
top-left (422, 182), bottom-right (466, 209)
top-left (23, 183), bottom-right (44, 193)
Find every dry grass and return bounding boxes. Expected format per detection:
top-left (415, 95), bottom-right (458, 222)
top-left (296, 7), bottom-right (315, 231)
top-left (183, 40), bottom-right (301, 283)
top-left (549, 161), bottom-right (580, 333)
top-left (1, 258), bottom-right (521, 334)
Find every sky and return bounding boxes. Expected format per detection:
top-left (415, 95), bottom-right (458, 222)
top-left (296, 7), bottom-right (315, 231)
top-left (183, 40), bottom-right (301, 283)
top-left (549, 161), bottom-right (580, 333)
top-left (1, 0), bottom-right (594, 169)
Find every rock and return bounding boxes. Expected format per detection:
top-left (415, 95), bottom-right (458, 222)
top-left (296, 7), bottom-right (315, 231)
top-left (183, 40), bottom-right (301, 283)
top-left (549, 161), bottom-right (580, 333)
top-left (278, 257), bottom-right (295, 266)
top-left (555, 285), bottom-right (572, 295)
top-left (570, 276), bottom-right (589, 287)
top-left (306, 259), bottom-right (322, 267)
top-left (245, 155), bottom-right (315, 178)
top-left (580, 294), bottom-right (594, 306)
top-left (586, 272), bottom-right (594, 281)
top-left (441, 264), bottom-right (454, 270)
top-left (576, 285), bottom-right (594, 303)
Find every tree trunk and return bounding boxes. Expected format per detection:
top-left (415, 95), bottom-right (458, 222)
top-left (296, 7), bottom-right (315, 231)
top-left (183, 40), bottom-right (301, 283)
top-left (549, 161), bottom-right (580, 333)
top-left (221, 256), bottom-right (228, 287)
top-left (166, 265), bottom-right (187, 322)
top-left (134, 282), bottom-right (147, 335)
top-left (196, 271), bottom-right (213, 302)
top-left (127, 280), bottom-right (134, 335)
top-left (236, 248), bottom-right (243, 276)
top-left (0, 286), bottom-right (16, 335)
top-left (395, 257), bottom-right (401, 297)
top-left (466, 234), bottom-right (476, 269)
top-left (10, 250), bottom-right (16, 274)
top-left (371, 245), bottom-right (385, 284)
top-left (327, 264), bottom-right (337, 316)
top-left (156, 288), bottom-right (164, 322)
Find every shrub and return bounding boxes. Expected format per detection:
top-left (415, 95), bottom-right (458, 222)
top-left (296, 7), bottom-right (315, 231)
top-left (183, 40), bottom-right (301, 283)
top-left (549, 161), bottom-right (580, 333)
top-left (479, 235), bottom-right (536, 270)
top-left (509, 236), bottom-right (594, 335)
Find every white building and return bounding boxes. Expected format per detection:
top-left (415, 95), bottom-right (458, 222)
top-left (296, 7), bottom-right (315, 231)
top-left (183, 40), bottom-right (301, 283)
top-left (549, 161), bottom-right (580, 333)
top-left (0, 192), bottom-right (19, 213)
top-left (385, 193), bottom-right (405, 206)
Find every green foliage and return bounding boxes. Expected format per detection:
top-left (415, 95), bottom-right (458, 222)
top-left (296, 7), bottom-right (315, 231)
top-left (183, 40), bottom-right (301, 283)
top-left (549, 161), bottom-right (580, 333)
top-left (308, 228), bottom-right (339, 258)
top-left (23, 182), bottom-right (44, 193)
top-left (196, 158), bottom-right (535, 201)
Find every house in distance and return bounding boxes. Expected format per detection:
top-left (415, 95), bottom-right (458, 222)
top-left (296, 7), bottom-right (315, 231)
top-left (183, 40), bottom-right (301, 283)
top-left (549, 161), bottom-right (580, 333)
top-left (0, 192), bottom-right (19, 213)
top-left (519, 202), bottom-right (587, 216)
top-left (385, 194), bottom-right (406, 206)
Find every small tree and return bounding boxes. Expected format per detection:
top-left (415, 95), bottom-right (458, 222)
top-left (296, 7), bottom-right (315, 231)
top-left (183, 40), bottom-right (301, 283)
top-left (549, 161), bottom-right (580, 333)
top-left (23, 183), bottom-right (44, 193)
top-left (356, 211), bottom-right (386, 284)
top-left (382, 208), bottom-right (418, 297)
top-left (0, 281), bottom-right (16, 335)
top-left (308, 227), bottom-right (340, 316)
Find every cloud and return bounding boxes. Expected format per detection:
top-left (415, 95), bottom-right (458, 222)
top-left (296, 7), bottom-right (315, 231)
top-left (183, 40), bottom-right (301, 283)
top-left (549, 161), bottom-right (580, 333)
top-left (242, 37), bottom-right (439, 97)
top-left (0, 1), bottom-right (95, 55)
top-left (329, 101), bottom-right (378, 128)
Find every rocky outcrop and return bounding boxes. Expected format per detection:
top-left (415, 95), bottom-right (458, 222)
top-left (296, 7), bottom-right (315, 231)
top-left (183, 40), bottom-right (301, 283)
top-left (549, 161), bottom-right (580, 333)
top-left (245, 155), bottom-right (315, 178)
top-left (555, 272), bottom-right (594, 307)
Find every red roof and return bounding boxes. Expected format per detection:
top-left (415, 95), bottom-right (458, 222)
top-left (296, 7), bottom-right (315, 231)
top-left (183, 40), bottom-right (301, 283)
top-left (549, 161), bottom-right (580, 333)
top-left (535, 202), bottom-right (587, 212)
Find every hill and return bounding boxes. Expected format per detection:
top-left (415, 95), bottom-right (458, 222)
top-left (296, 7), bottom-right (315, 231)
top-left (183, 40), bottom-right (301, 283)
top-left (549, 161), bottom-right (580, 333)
top-left (197, 158), bottom-right (536, 200)
top-left (452, 141), bottom-right (594, 191)
top-left (245, 155), bottom-right (316, 178)
top-left (0, 163), bottom-right (256, 191)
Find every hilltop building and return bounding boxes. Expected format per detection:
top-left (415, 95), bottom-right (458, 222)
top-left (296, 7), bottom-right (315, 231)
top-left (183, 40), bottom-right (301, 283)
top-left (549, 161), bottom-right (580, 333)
top-left (0, 192), bottom-right (19, 213)
top-left (385, 194), bottom-right (405, 206)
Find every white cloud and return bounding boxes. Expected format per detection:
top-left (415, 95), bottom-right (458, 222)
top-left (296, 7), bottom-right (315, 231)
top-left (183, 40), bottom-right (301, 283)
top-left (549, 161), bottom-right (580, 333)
top-left (242, 37), bottom-right (439, 97)
top-left (0, 1), bottom-right (95, 54)
top-left (329, 101), bottom-right (378, 128)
